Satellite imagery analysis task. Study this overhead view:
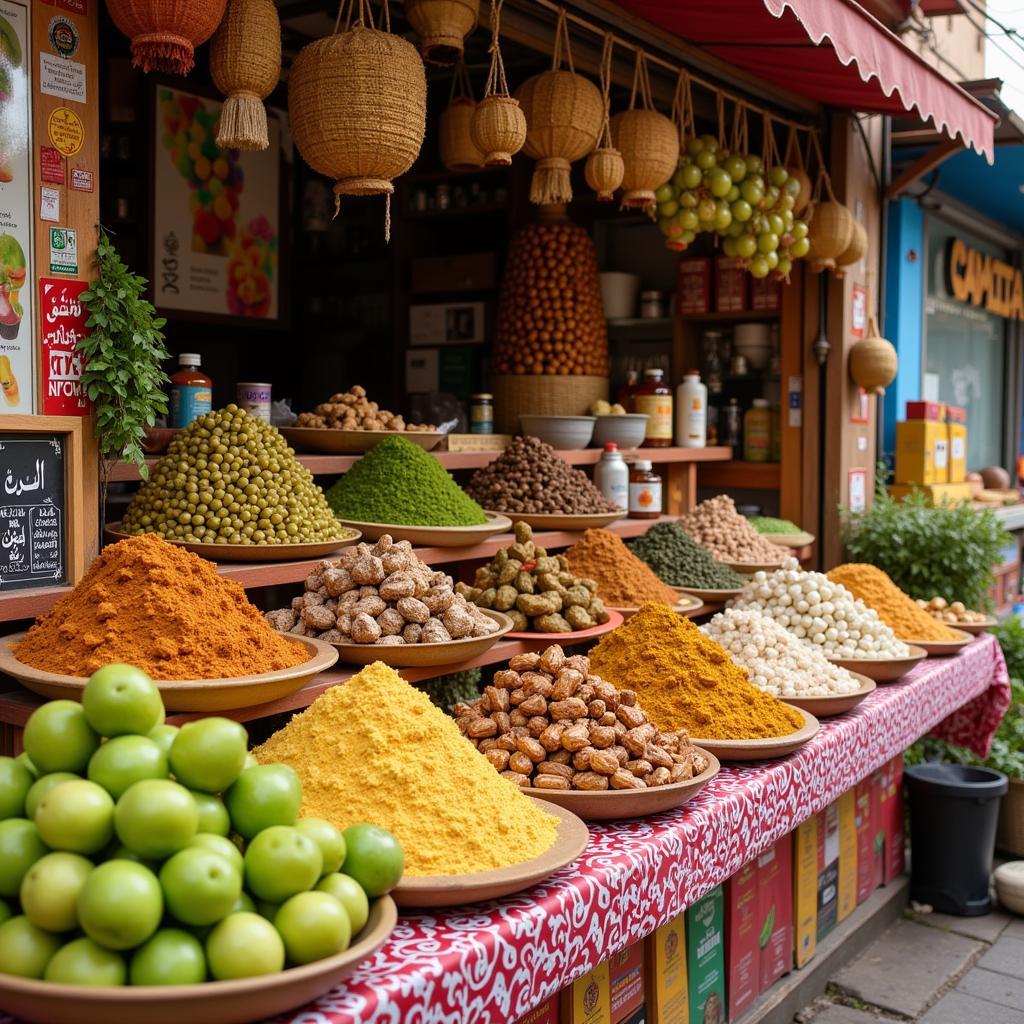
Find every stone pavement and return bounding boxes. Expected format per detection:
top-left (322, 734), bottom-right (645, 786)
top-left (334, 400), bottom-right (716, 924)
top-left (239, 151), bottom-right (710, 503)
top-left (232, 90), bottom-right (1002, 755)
top-left (795, 907), bottom-right (1024, 1023)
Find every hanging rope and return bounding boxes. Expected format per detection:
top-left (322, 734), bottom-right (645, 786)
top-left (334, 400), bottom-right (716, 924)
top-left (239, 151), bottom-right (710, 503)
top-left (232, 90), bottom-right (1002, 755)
top-left (483, 0), bottom-right (512, 99)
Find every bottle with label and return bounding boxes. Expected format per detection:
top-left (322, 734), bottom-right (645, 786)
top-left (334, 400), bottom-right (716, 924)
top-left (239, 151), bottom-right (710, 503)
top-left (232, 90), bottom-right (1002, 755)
top-left (634, 368), bottom-right (673, 447)
top-left (722, 397), bottom-right (742, 450)
top-left (617, 369), bottom-right (639, 412)
top-left (169, 354), bottom-right (213, 429)
top-left (744, 398), bottom-right (772, 462)
top-left (594, 443), bottom-right (629, 510)
top-left (675, 370), bottom-right (707, 448)
top-left (470, 393), bottom-right (494, 434)
top-left (628, 459), bottom-right (662, 519)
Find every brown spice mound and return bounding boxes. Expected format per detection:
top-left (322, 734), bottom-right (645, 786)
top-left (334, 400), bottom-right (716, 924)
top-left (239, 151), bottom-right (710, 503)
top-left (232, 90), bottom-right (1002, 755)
top-left (564, 529), bottom-right (680, 607)
top-left (16, 534), bottom-right (308, 679)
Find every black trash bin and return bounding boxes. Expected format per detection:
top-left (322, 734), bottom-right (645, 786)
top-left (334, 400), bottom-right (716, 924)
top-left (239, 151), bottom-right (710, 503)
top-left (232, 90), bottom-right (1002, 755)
top-left (906, 763), bottom-right (1008, 916)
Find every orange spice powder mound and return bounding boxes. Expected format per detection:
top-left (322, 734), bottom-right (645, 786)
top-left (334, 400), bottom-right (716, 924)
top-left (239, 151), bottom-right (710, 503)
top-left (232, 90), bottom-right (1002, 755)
top-left (15, 534), bottom-right (307, 679)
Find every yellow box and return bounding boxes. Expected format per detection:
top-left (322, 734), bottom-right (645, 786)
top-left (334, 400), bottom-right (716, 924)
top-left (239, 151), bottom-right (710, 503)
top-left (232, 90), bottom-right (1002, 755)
top-left (895, 420), bottom-right (948, 484)
top-left (948, 422), bottom-right (967, 483)
top-left (793, 817), bottom-right (817, 968)
top-left (562, 961), bottom-right (611, 1024)
top-left (887, 482), bottom-right (973, 506)
top-left (837, 791), bottom-right (858, 923)
top-left (645, 914), bottom-right (689, 1024)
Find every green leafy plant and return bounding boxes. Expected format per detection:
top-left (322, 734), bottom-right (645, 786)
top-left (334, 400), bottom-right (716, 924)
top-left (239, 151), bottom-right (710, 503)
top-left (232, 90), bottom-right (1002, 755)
top-left (841, 487), bottom-right (1010, 611)
top-left (77, 233), bottom-right (169, 505)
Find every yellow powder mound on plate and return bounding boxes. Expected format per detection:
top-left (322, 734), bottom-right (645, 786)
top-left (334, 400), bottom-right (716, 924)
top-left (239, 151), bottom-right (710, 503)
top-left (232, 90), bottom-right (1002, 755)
top-left (253, 661), bottom-right (560, 877)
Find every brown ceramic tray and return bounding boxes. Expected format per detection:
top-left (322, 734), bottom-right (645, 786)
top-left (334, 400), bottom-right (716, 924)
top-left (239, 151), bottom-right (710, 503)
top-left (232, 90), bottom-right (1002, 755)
top-left (723, 558), bottom-right (788, 574)
top-left (525, 749), bottom-right (720, 820)
top-left (951, 618), bottom-right (998, 635)
top-left (105, 523), bottom-right (360, 563)
top-left (611, 595), bottom-right (704, 620)
top-left (503, 609), bottom-right (625, 643)
top-left (689, 706), bottom-right (819, 761)
top-left (280, 427), bottom-right (443, 454)
top-left (392, 801), bottom-right (589, 907)
top-left (764, 531), bottom-right (815, 548)
top-left (672, 584), bottom-right (743, 604)
top-left (0, 896), bottom-right (396, 1024)
top-left (826, 644), bottom-right (928, 683)
top-left (482, 510), bottom-right (628, 531)
top-left (0, 633), bottom-right (338, 713)
top-left (781, 673), bottom-right (876, 718)
top-left (908, 628), bottom-right (975, 656)
top-left (336, 513), bottom-right (512, 548)
top-left (324, 610), bottom-right (513, 667)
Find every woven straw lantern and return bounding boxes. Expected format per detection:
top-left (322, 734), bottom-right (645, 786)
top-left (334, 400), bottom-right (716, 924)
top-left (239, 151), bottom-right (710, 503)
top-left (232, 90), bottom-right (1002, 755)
top-left (849, 316), bottom-right (898, 395)
top-left (289, 0), bottom-right (426, 240)
top-left (584, 33), bottom-right (623, 202)
top-left (471, 0), bottom-right (526, 166)
top-left (405, 0), bottom-right (479, 65)
top-left (610, 51), bottom-right (677, 213)
top-left (834, 219), bottom-right (867, 277)
top-left (806, 196), bottom-right (855, 273)
top-left (107, 0), bottom-right (227, 74)
top-left (210, 0), bottom-right (281, 151)
top-left (440, 64), bottom-right (485, 172)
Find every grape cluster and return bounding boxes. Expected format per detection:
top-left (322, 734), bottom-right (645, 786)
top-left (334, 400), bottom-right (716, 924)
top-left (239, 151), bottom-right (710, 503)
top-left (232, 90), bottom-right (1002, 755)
top-left (655, 135), bottom-right (811, 280)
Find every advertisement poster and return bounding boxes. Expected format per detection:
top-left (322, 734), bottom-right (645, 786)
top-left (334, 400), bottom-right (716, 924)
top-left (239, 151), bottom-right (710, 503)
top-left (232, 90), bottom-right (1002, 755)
top-left (152, 85), bottom-right (281, 323)
top-left (0, 2), bottom-right (35, 413)
top-left (39, 277), bottom-right (89, 415)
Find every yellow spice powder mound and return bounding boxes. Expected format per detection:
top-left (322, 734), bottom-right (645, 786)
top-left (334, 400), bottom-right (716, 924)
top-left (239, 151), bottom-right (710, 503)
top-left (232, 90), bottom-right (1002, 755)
top-left (253, 662), bottom-right (560, 877)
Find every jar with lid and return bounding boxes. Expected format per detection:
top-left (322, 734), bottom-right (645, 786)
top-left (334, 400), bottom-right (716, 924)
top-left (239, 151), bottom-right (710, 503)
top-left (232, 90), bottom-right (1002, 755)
top-left (675, 370), bottom-right (707, 448)
top-left (628, 460), bottom-right (662, 519)
top-left (470, 393), bottom-right (494, 434)
top-left (640, 290), bottom-right (665, 319)
top-left (634, 368), bottom-right (673, 447)
top-left (170, 354), bottom-right (213, 428)
top-left (744, 399), bottom-right (772, 462)
top-left (594, 443), bottom-right (629, 510)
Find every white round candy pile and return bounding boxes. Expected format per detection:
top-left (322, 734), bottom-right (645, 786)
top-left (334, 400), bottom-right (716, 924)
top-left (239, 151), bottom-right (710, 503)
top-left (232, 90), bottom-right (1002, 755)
top-left (730, 559), bottom-right (910, 659)
top-left (704, 607), bottom-right (862, 697)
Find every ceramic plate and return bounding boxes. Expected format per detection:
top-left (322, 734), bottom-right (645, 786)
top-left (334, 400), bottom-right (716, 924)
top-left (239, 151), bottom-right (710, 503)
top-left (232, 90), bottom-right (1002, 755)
top-left (279, 427), bottom-right (443, 454)
top-left (611, 595), bottom-right (704, 620)
top-left (908, 628), bottom-right (975, 656)
top-left (0, 897), bottom-right (396, 1024)
top-left (689, 706), bottom-right (820, 761)
top-left (0, 633), bottom-right (338, 713)
top-left (672, 585), bottom-right (743, 604)
top-left (781, 673), bottom-right (876, 718)
top-left (723, 558), bottom-right (788, 574)
top-left (952, 618), bottom-right (998, 635)
top-left (826, 645), bottom-right (928, 683)
top-left (336, 513), bottom-right (512, 548)
top-left (482, 510), bottom-right (627, 531)
top-left (764, 531), bottom-right (815, 548)
top-left (392, 802), bottom-right (589, 907)
top-left (503, 609), bottom-right (625, 642)
top-left (105, 523), bottom-right (360, 563)
top-left (525, 749), bottom-right (720, 820)
top-left (324, 611), bottom-right (513, 667)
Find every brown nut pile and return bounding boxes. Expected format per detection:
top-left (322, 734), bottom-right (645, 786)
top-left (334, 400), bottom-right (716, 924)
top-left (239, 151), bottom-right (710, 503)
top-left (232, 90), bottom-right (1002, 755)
top-left (676, 495), bottom-right (786, 565)
top-left (455, 645), bottom-right (710, 791)
top-left (265, 534), bottom-right (499, 645)
top-left (295, 385), bottom-right (436, 432)
top-left (465, 436), bottom-right (619, 515)
top-left (916, 596), bottom-right (988, 625)
top-left (456, 521), bottom-right (610, 633)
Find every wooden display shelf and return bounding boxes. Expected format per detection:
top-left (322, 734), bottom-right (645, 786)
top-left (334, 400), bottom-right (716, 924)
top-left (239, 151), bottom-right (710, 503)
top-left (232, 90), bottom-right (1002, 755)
top-left (698, 460), bottom-right (782, 490)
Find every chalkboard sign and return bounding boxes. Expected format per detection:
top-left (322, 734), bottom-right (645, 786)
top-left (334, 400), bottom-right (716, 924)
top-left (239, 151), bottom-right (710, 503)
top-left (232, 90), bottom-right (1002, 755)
top-left (0, 433), bottom-right (67, 590)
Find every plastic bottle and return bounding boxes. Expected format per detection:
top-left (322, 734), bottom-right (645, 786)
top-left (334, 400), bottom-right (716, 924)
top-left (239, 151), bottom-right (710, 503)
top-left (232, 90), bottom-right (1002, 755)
top-left (594, 443), bottom-right (629, 510)
top-left (744, 399), bottom-right (772, 462)
top-left (169, 354), bottom-right (213, 428)
top-left (634, 368), bottom-right (673, 447)
top-left (675, 370), bottom-right (707, 448)
top-left (628, 459), bottom-right (662, 519)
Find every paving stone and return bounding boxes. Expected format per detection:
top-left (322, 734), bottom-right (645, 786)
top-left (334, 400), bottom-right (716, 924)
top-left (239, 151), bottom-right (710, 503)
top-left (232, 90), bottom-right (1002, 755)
top-left (808, 1005), bottom-right (885, 1024)
top-left (1003, 917), bottom-right (1024, 941)
top-left (922, 990), bottom-right (1024, 1024)
top-left (912, 908), bottom-right (1012, 944)
top-left (957, 968), bottom-right (1024, 1010)
top-left (831, 919), bottom-right (982, 1018)
top-left (978, 936), bottom-right (1024, 979)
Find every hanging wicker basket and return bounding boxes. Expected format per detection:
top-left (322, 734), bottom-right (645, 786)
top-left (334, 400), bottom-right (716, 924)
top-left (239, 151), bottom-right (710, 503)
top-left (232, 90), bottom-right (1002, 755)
top-left (834, 219), bottom-right (867, 277)
top-left (405, 0), bottom-right (479, 65)
top-left (210, 0), bottom-right (281, 151)
top-left (289, 0), bottom-right (426, 239)
top-left (583, 33), bottom-right (622, 203)
top-left (807, 199), bottom-right (855, 273)
top-left (440, 64), bottom-right (485, 172)
top-left (849, 317), bottom-right (897, 395)
top-left (107, 0), bottom-right (228, 75)
top-left (470, 0), bottom-right (525, 166)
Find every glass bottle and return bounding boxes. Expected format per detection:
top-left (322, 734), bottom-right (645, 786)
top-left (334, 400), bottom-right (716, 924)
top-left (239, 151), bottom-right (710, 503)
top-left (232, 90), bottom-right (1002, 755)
top-left (628, 460), bottom-right (662, 519)
top-left (744, 399), bottom-right (772, 462)
top-left (634, 368), bottom-right (673, 447)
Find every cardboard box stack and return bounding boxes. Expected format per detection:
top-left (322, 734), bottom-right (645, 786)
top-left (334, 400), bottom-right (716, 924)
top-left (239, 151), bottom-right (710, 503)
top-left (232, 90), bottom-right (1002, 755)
top-left (891, 400), bottom-right (971, 504)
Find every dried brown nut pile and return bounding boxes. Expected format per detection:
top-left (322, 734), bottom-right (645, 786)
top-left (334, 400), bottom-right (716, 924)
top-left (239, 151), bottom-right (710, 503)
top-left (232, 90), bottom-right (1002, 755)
top-left (916, 596), bottom-right (988, 624)
top-left (265, 535), bottom-right (498, 645)
top-left (465, 436), bottom-right (619, 515)
top-left (676, 494), bottom-right (786, 564)
top-left (455, 645), bottom-right (709, 791)
top-left (456, 521), bottom-right (609, 633)
top-left (296, 385), bottom-right (436, 432)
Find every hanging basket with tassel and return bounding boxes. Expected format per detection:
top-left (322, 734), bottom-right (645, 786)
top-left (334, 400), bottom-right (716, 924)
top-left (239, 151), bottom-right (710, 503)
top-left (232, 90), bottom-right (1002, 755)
top-left (405, 0), bottom-right (479, 65)
top-left (107, 0), bottom-right (228, 75)
top-left (210, 0), bottom-right (281, 151)
top-left (440, 63), bottom-right (486, 172)
top-left (850, 316), bottom-right (898, 395)
top-left (288, 0), bottom-right (426, 241)
top-left (470, 0), bottom-right (526, 166)
top-left (584, 33), bottom-right (623, 203)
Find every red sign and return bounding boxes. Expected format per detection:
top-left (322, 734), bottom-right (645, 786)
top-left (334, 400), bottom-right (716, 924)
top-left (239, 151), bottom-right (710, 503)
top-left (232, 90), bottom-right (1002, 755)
top-left (40, 146), bottom-right (65, 184)
top-left (851, 283), bottom-right (866, 339)
top-left (40, 278), bottom-right (90, 416)
top-left (70, 167), bottom-right (93, 192)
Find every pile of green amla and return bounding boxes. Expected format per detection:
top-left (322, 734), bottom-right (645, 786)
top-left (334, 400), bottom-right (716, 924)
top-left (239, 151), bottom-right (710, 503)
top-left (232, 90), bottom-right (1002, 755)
top-left (326, 436), bottom-right (488, 527)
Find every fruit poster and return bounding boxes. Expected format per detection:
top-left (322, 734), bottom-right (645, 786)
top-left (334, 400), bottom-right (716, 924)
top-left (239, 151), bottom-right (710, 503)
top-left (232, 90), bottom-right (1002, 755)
top-left (0, 1), bottom-right (35, 412)
top-left (152, 85), bottom-right (281, 323)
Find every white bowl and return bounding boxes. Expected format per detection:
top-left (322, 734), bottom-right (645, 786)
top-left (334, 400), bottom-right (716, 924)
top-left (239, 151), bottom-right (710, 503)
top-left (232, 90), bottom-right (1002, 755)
top-left (995, 861), bottom-right (1024, 915)
top-left (520, 415), bottom-right (596, 450)
top-left (591, 414), bottom-right (649, 449)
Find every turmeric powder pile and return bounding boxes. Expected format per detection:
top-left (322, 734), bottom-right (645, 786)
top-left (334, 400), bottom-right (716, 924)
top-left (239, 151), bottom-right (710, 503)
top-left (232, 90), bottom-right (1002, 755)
top-left (827, 563), bottom-right (961, 641)
top-left (253, 661), bottom-right (560, 877)
top-left (564, 528), bottom-right (680, 608)
top-left (589, 603), bottom-right (805, 739)
top-left (15, 534), bottom-right (307, 679)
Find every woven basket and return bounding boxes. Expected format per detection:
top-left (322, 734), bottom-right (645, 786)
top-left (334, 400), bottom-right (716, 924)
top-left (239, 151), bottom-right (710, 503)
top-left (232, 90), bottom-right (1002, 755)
top-left (440, 97), bottom-right (485, 172)
top-left (405, 0), bottom-right (478, 65)
top-left (806, 199), bottom-right (855, 272)
top-left (848, 318), bottom-right (897, 396)
top-left (835, 219), bottom-right (867, 275)
top-left (107, 0), bottom-right (227, 74)
top-left (789, 166), bottom-right (812, 216)
top-left (490, 374), bottom-right (608, 434)
top-left (585, 147), bottom-right (624, 201)
top-left (997, 779), bottom-right (1024, 857)
top-left (211, 0), bottom-right (281, 151)
top-left (471, 95), bottom-right (526, 166)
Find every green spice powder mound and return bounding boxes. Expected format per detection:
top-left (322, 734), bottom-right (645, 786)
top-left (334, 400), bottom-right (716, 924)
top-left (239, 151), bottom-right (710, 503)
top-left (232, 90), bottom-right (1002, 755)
top-left (629, 522), bottom-right (743, 589)
top-left (749, 516), bottom-right (802, 535)
top-left (325, 436), bottom-right (488, 527)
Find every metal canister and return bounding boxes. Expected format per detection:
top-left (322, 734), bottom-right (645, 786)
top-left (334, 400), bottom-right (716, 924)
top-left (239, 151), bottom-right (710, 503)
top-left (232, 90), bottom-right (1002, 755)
top-left (470, 393), bottom-right (494, 434)
top-left (236, 382), bottom-right (272, 423)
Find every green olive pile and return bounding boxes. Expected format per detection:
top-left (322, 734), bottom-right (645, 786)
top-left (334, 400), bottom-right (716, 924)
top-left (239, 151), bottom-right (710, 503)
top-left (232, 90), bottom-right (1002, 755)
top-left (628, 522), bottom-right (743, 590)
top-left (122, 406), bottom-right (350, 546)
